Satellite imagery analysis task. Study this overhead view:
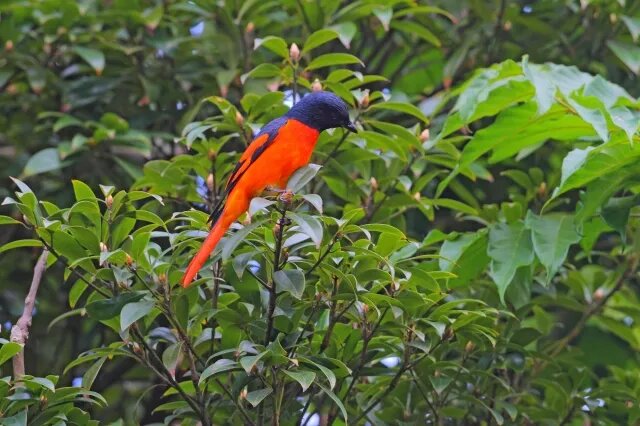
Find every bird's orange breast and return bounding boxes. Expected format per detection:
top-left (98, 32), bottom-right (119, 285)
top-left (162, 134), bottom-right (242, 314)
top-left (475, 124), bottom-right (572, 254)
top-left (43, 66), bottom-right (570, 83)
top-left (241, 119), bottom-right (320, 196)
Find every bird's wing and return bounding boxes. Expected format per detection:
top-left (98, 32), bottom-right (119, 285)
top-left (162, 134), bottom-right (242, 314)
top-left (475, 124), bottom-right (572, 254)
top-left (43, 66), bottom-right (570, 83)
top-left (208, 118), bottom-right (287, 223)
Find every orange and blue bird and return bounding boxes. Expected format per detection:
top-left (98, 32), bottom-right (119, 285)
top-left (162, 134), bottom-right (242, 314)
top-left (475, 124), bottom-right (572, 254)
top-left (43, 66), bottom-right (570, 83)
top-left (181, 91), bottom-right (357, 287)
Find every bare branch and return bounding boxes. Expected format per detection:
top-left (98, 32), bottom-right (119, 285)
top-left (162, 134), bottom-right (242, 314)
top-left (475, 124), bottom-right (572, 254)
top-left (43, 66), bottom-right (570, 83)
top-left (10, 248), bottom-right (49, 381)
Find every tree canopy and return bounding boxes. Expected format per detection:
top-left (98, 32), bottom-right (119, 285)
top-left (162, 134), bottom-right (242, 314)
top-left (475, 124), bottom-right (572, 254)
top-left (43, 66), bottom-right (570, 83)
top-left (1, 1), bottom-right (640, 425)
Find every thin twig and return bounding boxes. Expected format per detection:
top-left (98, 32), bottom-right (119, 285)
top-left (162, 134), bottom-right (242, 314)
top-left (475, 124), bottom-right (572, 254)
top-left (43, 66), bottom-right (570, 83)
top-left (265, 206), bottom-right (289, 344)
top-left (10, 248), bottom-right (49, 381)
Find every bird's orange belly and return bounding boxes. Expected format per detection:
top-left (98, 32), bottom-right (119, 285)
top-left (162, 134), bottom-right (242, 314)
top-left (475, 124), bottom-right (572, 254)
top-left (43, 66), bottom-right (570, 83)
top-left (244, 122), bottom-right (319, 196)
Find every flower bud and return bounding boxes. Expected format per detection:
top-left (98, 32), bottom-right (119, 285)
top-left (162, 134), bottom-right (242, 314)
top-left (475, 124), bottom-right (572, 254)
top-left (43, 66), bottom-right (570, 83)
top-left (6, 84), bottom-right (18, 95)
top-left (593, 288), bottom-right (605, 302)
top-left (278, 189), bottom-right (294, 205)
top-left (465, 341), bottom-right (476, 353)
top-left (503, 20), bottom-right (512, 31)
top-left (443, 327), bottom-right (454, 341)
top-left (610, 13), bottom-right (618, 24)
top-left (420, 128), bottom-right (430, 142)
top-left (125, 253), bottom-right (133, 267)
top-left (208, 149), bottom-right (217, 161)
top-left (311, 79), bottom-right (322, 92)
top-left (235, 111), bottom-right (244, 126)
top-left (132, 342), bottom-right (143, 355)
top-left (137, 95), bottom-right (150, 107)
top-left (537, 182), bottom-right (547, 197)
top-left (105, 194), bottom-right (113, 208)
top-left (413, 192), bottom-right (421, 201)
top-left (245, 22), bottom-right (255, 33)
top-left (289, 43), bottom-right (300, 62)
top-left (5, 40), bottom-right (13, 51)
top-left (362, 304), bottom-right (369, 314)
top-left (359, 90), bottom-right (370, 108)
top-left (626, 400), bottom-right (634, 409)
top-left (206, 173), bottom-right (215, 191)
top-left (158, 272), bottom-right (167, 285)
top-left (99, 242), bottom-right (108, 252)
top-left (273, 222), bottom-right (281, 236)
top-left (240, 388), bottom-right (248, 399)
top-left (370, 177), bottom-right (378, 192)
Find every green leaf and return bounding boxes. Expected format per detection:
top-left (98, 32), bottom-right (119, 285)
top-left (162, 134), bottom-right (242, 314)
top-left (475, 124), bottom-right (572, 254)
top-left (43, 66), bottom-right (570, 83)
top-left (300, 357), bottom-right (337, 389)
top-left (330, 22), bottom-right (357, 48)
top-left (221, 220), bottom-right (265, 261)
top-left (302, 194), bottom-right (323, 214)
top-left (239, 351), bottom-right (270, 374)
top-left (488, 221), bottom-right (534, 302)
top-left (287, 164), bottom-right (322, 192)
top-left (368, 102), bottom-right (429, 123)
top-left (82, 356), bottom-right (106, 390)
top-left (199, 359), bottom-right (239, 384)
top-left (0, 239), bottom-right (42, 254)
top-left (72, 180), bottom-right (97, 203)
top-left (306, 53), bottom-right (363, 70)
top-left (74, 46), bottom-right (106, 74)
top-left (373, 5), bottom-right (393, 31)
top-left (274, 269), bottom-right (305, 299)
top-left (522, 55), bottom-right (554, 115)
top-left (241, 63), bottom-right (282, 84)
top-left (622, 15), bottom-right (640, 41)
top-left (567, 97), bottom-right (609, 142)
top-left (439, 232), bottom-right (490, 288)
top-left (246, 388), bottom-right (272, 407)
top-left (85, 292), bottom-right (145, 320)
top-left (602, 195), bottom-right (639, 239)
top-left (162, 342), bottom-right (181, 375)
top-left (283, 370), bottom-right (315, 392)
top-left (391, 20), bottom-right (440, 46)
top-left (608, 40), bottom-right (640, 75)
top-left (0, 215), bottom-right (21, 226)
top-left (554, 136), bottom-right (640, 198)
top-left (0, 341), bottom-right (23, 366)
top-left (317, 383), bottom-right (347, 423)
top-left (22, 148), bottom-right (61, 177)
top-left (1, 410), bottom-right (26, 426)
top-left (302, 29), bottom-right (339, 54)
top-left (120, 299), bottom-right (155, 331)
top-left (254, 36), bottom-right (289, 58)
top-left (525, 212), bottom-right (580, 284)
top-left (289, 212), bottom-right (323, 248)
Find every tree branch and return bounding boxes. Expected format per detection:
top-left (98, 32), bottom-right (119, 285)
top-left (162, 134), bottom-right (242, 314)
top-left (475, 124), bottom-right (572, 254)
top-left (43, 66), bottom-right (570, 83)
top-left (10, 248), bottom-right (49, 381)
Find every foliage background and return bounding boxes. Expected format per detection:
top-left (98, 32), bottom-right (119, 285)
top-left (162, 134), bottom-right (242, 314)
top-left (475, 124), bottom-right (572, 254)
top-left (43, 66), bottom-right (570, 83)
top-left (1, 0), bottom-right (640, 424)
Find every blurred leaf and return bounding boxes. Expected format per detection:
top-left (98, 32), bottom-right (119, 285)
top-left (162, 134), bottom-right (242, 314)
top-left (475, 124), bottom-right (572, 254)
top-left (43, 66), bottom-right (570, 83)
top-left (0, 239), bottom-right (42, 254)
top-left (74, 46), bottom-right (106, 75)
top-left (274, 269), bottom-right (305, 299)
top-left (22, 148), bottom-right (61, 177)
top-left (488, 221), bottom-right (534, 302)
top-left (0, 341), bottom-right (23, 366)
top-left (608, 40), bottom-right (640, 74)
top-left (525, 212), bottom-right (580, 284)
top-left (86, 293), bottom-right (145, 321)
top-left (306, 53), bottom-right (363, 70)
top-left (120, 299), bottom-right (155, 331)
top-left (246, 388), bottom-right (272, 407)
top-left (302, 29), bottom-right (339, 54)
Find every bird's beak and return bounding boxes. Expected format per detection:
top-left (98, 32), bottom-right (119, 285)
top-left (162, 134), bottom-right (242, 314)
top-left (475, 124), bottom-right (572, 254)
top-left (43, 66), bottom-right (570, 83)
top-left (345, 121), bottom-right (358, 133)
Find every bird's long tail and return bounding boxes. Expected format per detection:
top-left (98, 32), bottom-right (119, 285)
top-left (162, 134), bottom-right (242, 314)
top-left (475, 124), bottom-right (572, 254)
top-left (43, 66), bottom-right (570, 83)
top-left (181, 216), bottom-right (229, 287)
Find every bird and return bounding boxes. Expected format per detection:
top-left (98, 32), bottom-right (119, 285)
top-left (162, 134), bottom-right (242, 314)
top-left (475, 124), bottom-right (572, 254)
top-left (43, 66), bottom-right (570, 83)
top-left (181, 91), bottom-right (357, 287)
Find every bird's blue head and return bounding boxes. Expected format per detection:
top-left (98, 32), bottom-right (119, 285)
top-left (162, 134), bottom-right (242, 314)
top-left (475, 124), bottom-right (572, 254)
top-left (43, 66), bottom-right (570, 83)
top-left (285, 91), bottom-right (357, 133)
